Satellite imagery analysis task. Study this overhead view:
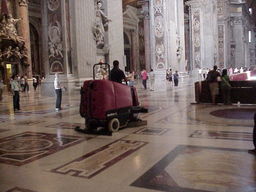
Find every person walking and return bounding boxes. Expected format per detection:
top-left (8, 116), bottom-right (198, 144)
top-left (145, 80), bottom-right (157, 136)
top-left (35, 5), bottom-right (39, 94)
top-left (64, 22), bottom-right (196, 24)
top-left (206, 65), bottom-right (221, 104)
top-left (149, 69), bottom-right (155, 91)
top-left (11, 75), bottom-right (21, 111)
top-left (23, 75), bottom-right (29, 92)
top-left (109, 60), bottom-right (127, 84)
top-left (54, 73), bottom-right (62, 111)
top-left (0, 79), bottom-right (4, 101)
top-left (141, 69), bottom-right (148, 90)
top-left (173, 71), bottom-right (179, 86)
top-left (248, 113), bottom-right (256, 156)
top-left (220, 69), bottom-right (231, 105)
top-left (32, 76), bottom-right (38, 91)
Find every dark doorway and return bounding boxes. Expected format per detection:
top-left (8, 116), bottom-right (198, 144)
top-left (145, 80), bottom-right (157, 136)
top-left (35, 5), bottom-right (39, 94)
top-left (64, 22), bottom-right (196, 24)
top-left (29, 23), bottom-right (42, 76)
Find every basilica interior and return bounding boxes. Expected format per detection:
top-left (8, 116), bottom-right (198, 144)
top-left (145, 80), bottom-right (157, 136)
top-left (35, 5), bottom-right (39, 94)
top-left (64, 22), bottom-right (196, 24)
top-left (0, 0), bottom-right (256, 192)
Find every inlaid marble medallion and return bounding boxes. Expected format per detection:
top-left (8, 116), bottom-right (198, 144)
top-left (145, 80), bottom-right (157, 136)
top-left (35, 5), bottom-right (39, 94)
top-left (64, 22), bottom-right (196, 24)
top-left (45, 122), bottom-right (83, 129)
top-left (52, 139), bottom-right (147, 179)
top-left (133, 127), bottom-right (170, 135)
top-left (190, 130), bottom-right (253, 141)
top-left (6, 187), bottom-right (36, 192)
top-left (0, 132), bottom-right (92, 166)
top-left (132, 145), bottom-right (256, 192)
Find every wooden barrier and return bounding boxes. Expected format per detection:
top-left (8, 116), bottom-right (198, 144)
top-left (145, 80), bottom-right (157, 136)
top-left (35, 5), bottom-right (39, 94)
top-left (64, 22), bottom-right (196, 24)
top-left (195, 81), bottom-right (256, 104)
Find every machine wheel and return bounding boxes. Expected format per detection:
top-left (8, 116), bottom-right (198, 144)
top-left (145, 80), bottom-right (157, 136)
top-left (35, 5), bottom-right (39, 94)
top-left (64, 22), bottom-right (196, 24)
top-left (108, 118), bottom-right (120, 132)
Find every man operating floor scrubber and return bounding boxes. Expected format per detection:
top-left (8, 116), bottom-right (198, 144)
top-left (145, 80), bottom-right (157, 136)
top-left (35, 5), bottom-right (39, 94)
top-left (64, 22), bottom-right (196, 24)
top-left (75, 61), bottom-right (148, 135)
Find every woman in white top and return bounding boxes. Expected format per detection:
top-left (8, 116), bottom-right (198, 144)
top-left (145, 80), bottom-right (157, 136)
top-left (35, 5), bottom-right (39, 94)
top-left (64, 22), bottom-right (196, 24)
top-left (149, 69), bottom-right (155, 91)
top-left (54, 73), bottom-right (62, 111)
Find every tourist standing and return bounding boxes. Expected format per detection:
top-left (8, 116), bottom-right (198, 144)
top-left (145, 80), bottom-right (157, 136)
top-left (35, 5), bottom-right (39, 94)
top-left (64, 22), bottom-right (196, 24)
top-left (207, 65), bottom-right (221, 104)
top-left (0, 79), bottom-right (4, 101)
top-left (128, 71), bottom-right (135, 87)
top-left (168, 69), bottom-right (173, 83)
top-left (11, 75), bottom-right (21, 111)
top-left (149, 69), bottom-right (155, 91)
top-left (54, 73), bottom-right (62, 111)
top-left (173, 71), bottom-right (179, 86)
top-left (220, 69), bottom-right (231, 105)
top-left (141, 69), bottom-right (148, 90)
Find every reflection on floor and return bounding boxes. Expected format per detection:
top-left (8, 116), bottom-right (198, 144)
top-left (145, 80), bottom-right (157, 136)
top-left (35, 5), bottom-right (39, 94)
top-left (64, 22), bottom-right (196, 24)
top-left (190, 130), bottom-right (253, 141)
top-left (0, 79), bottom-right (255, 192)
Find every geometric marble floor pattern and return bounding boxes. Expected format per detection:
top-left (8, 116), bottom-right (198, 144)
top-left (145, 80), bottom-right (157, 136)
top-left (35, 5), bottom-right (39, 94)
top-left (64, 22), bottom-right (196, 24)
top-left (132, 145), bottom-right (256, 192)
top-left (0, 79), bottom-right (255, 192)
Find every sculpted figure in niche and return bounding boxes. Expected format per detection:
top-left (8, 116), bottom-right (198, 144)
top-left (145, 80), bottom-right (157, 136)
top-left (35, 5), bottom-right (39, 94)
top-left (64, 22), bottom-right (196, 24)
top-left (93, 0), bottom-right (111, 48)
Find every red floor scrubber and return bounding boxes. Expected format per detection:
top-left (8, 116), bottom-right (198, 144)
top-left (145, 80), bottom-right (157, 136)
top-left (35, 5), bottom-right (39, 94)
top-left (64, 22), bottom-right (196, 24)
top-left (75, 63), bottom-right (148, 135)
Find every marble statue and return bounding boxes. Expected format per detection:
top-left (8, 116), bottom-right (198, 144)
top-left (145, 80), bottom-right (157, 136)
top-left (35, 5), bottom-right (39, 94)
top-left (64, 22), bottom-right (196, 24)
top-left (19, 0), bottom-right (28, 6)
top-left (93, 0), bottom-right (111, 48)
top-left (3, 46), bottom-right (13, 59)
top-left (13, 47), bottom-right (22, 59)
top-left (6, 15), bottom-right (22, 38)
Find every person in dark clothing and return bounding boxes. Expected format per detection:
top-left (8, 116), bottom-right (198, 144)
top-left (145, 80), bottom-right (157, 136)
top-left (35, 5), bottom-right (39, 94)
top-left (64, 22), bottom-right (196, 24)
top-left (173, 71), bottom-right (179, 86)
top-left (248, 113), bottom-right (256, 156)
top-left (109, 60), bottom-right (127, 84)
top-left (207, 65), bottom-right (221, 104)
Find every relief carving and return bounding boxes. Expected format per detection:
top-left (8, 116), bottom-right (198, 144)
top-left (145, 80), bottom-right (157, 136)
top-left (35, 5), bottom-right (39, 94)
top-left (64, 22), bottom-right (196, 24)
top-left (47, 0), bottom-right (60, 12)
top-left (154, 0), bottom-right (163, 15)
top-left (154, 16), bottom-right (164, 38)
top-left (156, 43), bottom-right (164, 61)
top-left (48, 21), bottom-right (63, 58)
top-left (192, 10), bottom-right (201, 68)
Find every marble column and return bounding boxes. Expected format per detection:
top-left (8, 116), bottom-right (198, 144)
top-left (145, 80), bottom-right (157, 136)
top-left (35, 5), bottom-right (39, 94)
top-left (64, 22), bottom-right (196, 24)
top-left (16, 0), bottom-right (32, 77)
top-left (142, 1), bottom-right (151, 71)
top-left (70, 0), bottom-right (96, 79)
top-left (107, 0), bottom-right (125, 70)
top-left (186, 0), bottom-right (218, 71)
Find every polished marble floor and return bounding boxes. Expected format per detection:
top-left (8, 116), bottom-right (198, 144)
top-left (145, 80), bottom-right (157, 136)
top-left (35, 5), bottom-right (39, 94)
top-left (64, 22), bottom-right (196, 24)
top-left (0, 79), bottom-right (255, 192)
